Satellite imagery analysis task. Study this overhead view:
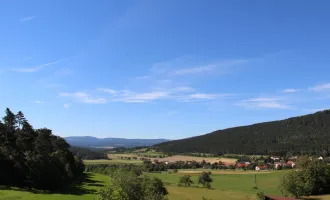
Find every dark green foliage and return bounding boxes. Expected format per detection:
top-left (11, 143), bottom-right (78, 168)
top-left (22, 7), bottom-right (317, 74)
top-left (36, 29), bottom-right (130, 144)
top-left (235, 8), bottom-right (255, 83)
top-left (97, 169), bottom-right (168, 200)
top-left (69, 146), bottom-right (108, 160)
top-left (198, 172), bottom-right (213, 188)
top-left (0, 108), bottom-right (84, 190)
top-left (256, 192), bottom-right (265, 200)
top-left (155, 110), bottom-right (330, 155)
top-left (179, 175), bottom-right (194, 187)
top-left (280, 158), bottom-right (330, 198)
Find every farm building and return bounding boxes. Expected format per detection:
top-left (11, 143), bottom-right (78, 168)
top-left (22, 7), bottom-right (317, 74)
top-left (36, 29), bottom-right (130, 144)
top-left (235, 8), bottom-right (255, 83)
top-left (287, 161), bottom-right (296, 168)
top-left (237, 162), bottom-right (249, 168)
top-left (255, 165), bottom-right (268, 171)
top-left (270, 156), bottom-right (281, 161)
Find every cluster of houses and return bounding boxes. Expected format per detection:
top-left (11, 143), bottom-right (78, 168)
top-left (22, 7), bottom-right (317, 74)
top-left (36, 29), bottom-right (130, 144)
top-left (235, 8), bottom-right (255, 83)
top-left (236, 156), bottom-right (297, 171)
top-left (237, 156), bottom-right (325, 171)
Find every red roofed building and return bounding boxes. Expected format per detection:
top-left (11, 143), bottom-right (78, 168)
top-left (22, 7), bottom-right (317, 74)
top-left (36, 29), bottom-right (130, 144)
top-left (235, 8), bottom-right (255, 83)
top-left (237, 162), bottom-right (249, 168)
top-left (287, 161), bottom-right (296, 168)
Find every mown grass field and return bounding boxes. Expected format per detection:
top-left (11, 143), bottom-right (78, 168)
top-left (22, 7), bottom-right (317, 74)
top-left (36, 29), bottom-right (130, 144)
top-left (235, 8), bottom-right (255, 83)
top-left (0, 173), bottom-right (109, 200)
top-left (1, 171), bottom-right (330, 200)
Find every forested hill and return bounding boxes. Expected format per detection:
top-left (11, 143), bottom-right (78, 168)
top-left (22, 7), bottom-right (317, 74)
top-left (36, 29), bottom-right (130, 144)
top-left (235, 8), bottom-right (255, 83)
top-left (69, 146), bottom-right (108, 160)
top-left (155, 110), bottom-right (330, 156)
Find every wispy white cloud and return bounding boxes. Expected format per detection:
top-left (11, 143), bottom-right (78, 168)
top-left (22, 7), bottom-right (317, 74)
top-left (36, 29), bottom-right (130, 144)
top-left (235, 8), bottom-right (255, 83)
top-left (281, 88), bottom-right (300, 93)
top-left (303, 108), bottom-right (330, 113)
top-left (13, 60), bottom-right (60, 73)
top-left (114, 90), bottom-right (169, 103)
top-left (64, 103), bottom-right (72, 108)
top-left (35, 100), bottom-right (44, 104)
top-left (97, 88), bottom-right (117, 94)
top-left (173, 64), bottom-right (216, 75)
top-left (237, 97), bottom-right (291, 109)
top-left (60, 92), bottom-right (107, 104)
top-left (24, 57), bottom-right (32, 60)
top-left (241, 98), bottom-right (280, 102)
top-left (309, 83), bottom-right (330, 91)
top-left (20, 16), bottom-right (36, 22)
top-left (188, 93), bottom-right (218, 99)
top-left (135, 76), bottom-right (150, 80)
top-left (172, 86), bottom-right (195, 92)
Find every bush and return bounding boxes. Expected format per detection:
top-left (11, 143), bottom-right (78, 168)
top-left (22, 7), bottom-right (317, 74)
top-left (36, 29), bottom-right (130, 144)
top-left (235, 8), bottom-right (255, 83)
top-left (179, 175), bottom-right (194, 187)
top-left (256, 192), bottom-right (265, 200)
top-left (98, 169), bottom-right (168, 200)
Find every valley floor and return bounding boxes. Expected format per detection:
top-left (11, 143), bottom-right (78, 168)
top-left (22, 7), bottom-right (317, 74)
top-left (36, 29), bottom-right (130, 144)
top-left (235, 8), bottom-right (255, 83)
top-left (1, 171), bottom-right (330, 200)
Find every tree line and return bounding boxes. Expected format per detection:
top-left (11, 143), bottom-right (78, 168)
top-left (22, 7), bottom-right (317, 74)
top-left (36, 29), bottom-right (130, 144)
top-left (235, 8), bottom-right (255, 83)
top-left (69, 146), bottom-right (108, 160)
top-left (155, 110), bottom-right (330, 156)
top-left (0, 108), bottom-right (84, 190)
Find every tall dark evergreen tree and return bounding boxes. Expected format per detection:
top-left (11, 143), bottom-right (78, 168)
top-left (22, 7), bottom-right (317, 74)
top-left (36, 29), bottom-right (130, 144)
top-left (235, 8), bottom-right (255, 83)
top-left (0, 108), bottom-right (84, 190)
top-left (16, 111), bottom-right (26, 129)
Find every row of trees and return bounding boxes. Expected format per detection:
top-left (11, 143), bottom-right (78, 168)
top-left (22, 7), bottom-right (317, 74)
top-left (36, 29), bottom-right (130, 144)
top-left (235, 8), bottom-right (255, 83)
top-left (0, 108), bottom-right (84, 189)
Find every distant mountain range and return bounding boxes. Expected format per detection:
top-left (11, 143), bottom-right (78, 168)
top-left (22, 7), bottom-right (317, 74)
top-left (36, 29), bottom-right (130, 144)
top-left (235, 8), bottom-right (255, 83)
top-left (65, 136), bottom-right (169, 149)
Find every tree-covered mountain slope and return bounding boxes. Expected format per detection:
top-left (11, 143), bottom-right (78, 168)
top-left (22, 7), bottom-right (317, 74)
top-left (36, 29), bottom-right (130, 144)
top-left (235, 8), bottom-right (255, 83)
top-left (155, 110), bottom-right (330, 156)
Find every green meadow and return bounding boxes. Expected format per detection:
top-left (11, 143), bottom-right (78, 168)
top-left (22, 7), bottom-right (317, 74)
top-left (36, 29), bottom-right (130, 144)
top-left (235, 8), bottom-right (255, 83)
top-left (1, 171), bottom-right (330, 200)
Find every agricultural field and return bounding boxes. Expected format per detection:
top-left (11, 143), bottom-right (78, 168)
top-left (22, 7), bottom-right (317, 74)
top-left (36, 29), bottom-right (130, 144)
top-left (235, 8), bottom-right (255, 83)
top-left (84, 159), bottom-right (143, 165)
top-left (0, 173), bottom-right (109, 200)
top-left (1, 171), bottom-right (330, 200)
top-left (107, 153), bottom-right (237, 165)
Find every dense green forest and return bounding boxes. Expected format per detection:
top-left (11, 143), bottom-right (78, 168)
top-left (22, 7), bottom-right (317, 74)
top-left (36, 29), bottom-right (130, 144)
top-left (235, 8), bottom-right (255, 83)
top-left (0, 108), bottom-right (84, 190)
top-left (155, 110), bottom-right (330, 156)
top-left (69, 146), bottom-right (108, 160)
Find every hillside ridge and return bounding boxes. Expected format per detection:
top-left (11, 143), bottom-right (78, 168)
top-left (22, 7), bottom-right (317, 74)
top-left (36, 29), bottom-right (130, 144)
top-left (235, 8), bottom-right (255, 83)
top-left (155, 110), bottom-right (330, 156)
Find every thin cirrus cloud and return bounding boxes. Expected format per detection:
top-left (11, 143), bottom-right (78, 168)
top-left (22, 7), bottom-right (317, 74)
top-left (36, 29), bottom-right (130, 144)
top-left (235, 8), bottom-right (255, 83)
top-left (170, 59), bottom-right (249, 76)
top-left (59, 92), bottom-right (107, 104)
top-left (236, 97), bottom-right (291, 109)
top-left (281, 88), bottom-right (300, 93)
top-left (97, 88), bottom-right (117, 94)
top-left (34, 100), bottom-right (44, 104)
top-left (173, 64), bottom-right (216, 75)
top-left (12, 60), bottom-right (60, 73)
top-left (135, 76), bottom-right (150, 80)
top-left (114, 91), bottom-right (169, 103)
top-left (24, 57), bottom-right (32, 60)
top-left (20, 16), bottom-right (37, 22)
top-left (309, 83), bottom-right (330, 91)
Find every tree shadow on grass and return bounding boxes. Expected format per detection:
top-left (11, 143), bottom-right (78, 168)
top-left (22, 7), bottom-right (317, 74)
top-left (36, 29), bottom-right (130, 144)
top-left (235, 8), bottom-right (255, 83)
top-left (0, 173), bottom-right (105, 196)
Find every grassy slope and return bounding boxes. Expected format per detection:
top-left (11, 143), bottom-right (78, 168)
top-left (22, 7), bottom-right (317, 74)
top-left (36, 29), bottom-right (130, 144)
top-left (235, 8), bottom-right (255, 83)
top-left (1, 171), bottom-right (330, 200)
top-left (0, 173), bottom-right (109, 200)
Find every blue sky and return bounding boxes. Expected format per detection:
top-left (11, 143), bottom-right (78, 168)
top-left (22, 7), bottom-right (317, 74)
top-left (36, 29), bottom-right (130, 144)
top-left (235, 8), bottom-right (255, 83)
top-left (1, 0), bottom-right (330, 139)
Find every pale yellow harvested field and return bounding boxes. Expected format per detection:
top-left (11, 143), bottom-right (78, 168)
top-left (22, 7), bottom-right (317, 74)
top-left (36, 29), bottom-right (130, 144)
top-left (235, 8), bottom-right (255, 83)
top-left (157, 155), bottom-right (237, 165)
top-left (107, 154), bottom-right (237, 165)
